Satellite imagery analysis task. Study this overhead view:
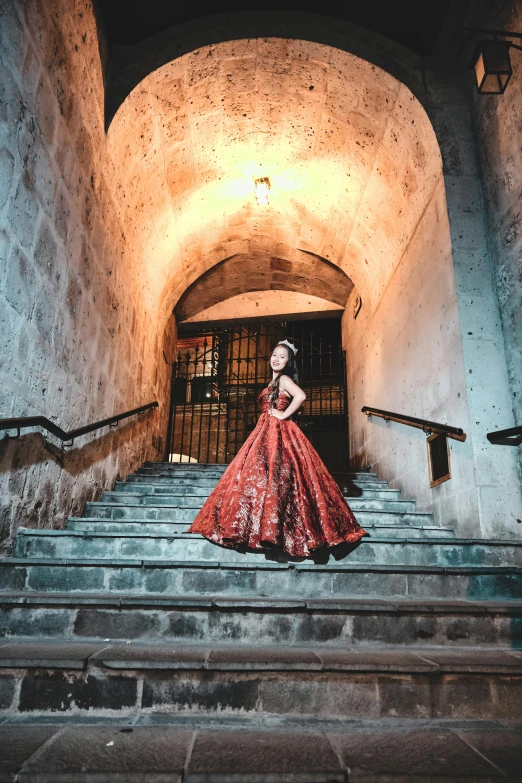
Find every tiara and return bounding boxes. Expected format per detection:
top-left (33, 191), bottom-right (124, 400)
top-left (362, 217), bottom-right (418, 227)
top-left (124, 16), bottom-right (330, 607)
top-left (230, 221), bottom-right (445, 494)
top-left (278, 339), bottom-right (298, 355)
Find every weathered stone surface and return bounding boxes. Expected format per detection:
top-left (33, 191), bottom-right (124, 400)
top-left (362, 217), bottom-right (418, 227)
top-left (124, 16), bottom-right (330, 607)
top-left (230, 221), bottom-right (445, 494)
top-left (378, 674), bottom-right (432, 718)
top-left (18, 726), bottom-right (192, 780)
top-left (0, 674), bottom-right (16, 710)
top-left (92, 644), bottom-right (208, 669)
top-left (0, 0), bottom-right (170, 554)
top-left (0, 726), bottom-right (57, 782)
top-left (207, 646), bottom-right (321, 670)
top-left (0, 147), bottom-right (15, 209)
top-left (0, 722), bottom-right (520, 781)
top-left (464, 2), bottom-right (522, 482)
top-left (74, 609), bottom-right (162, 639)
top-left (0, 641), bottom-right (103, 669)
top-left (18, 670), bottom-right (138, 712)
top-left (330, 727), bottom-right (502, 778)
top-left (141, 672), bottom-right (259, 713)
top-left (455, 727), bottom-right (522, 777)
top-left (186, 729), bottom-right (344, 782)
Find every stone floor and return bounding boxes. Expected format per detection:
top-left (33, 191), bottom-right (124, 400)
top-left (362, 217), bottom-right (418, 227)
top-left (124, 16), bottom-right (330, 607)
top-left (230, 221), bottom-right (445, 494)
top-left (1, 717), bottom-right (521, 782)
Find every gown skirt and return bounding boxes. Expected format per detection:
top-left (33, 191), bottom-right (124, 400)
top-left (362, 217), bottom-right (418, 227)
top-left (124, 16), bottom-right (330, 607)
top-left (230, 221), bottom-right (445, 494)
top-left (188, 386), bottom-right (368, 557)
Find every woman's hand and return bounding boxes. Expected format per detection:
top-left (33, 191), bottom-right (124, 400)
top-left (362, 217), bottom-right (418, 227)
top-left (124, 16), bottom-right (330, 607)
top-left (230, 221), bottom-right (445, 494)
top-left (268, 407), bottom-right (286, 420)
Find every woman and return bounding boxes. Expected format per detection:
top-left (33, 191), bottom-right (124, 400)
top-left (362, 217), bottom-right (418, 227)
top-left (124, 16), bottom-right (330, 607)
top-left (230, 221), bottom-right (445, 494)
top-left (188, 340), bottom-right (367, 557)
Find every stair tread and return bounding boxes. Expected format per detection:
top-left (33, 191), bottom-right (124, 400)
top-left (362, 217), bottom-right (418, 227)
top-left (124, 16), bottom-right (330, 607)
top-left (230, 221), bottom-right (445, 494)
top-left (2, 556), bottom-right (522, 572)
top-left (1, 591), bottom-right (520, 611)
top-left (16, 528), bottom-right (520, 546)
top-left (0, 639), bottom-right (521, 673)
top-left (88, 501), bottom-right (433, 516)
top-left (67, 517), bottom-right (453, 530)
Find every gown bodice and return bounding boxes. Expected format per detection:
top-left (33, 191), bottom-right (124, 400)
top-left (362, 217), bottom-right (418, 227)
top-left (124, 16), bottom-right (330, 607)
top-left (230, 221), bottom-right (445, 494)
top-left (259, 385), bottom-right (292, 414)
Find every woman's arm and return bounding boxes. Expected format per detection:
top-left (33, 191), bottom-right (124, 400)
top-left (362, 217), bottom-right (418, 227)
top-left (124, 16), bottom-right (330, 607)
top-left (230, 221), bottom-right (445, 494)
top-left (269, 375), bottom-right (306, 421)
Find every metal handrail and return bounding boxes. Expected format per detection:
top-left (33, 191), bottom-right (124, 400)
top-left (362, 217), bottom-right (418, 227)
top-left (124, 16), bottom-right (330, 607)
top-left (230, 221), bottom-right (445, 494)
top-left (362, 406), bottom-right (467, 442)
top-left (0, 401), bottom-right (158, 445)
top-left (487, 425), bottom-right (522, 446)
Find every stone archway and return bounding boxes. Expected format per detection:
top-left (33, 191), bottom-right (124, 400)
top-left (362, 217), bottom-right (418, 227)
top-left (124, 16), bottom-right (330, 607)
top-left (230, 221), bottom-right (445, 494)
top-left (103, 34), bottom-right (521, 537)
top-left (106, 39), bottom-right (441, 330)
top-left (174, 250), bottom-right (352, 324)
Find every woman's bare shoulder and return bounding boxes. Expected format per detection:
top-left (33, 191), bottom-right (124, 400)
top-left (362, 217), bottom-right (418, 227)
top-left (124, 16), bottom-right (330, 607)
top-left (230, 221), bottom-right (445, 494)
top-left (280, 374), bottom-right (302, 396)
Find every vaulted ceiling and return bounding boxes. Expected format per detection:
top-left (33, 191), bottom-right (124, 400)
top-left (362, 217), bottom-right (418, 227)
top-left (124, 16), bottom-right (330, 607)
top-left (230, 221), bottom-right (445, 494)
top-left (105, 37), bottom-right (442, 325)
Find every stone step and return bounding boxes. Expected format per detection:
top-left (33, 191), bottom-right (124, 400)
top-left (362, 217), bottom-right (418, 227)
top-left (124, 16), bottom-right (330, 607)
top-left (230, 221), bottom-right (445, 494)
top-left (134, 473), bottom-right (385, 489)
top-left (139, 462), bottom-right (377, 479)
top-left (3, 720), bottom-right (522, 781)
top-left (137, 466), bottom-right (378, 479)
top-left (0, 722), bottom-right (520, 782)
top-left (84, 502), bottom-right (434, 525)
top-left (134, 473), bottom-right (228, 485)
top-left (143, 462), bottom-right (228, 470)
top-left (0, 640), bottom-right (521, 721)
top-left (133, 469), bottom-right (379, 480)
top-left (1, 558), bottom-right (521, 600)
top-left (1, 592), bottom-right (520, 647)
top-left (96, 494), bottom-right (419, 514)
top-left (14, 530), bottom-right (520, 567)
top-left (66, 518), bottom-right (456, 539)
top-left (116, 481), bottom-right (399, 499)
top-left (117, 481), bottom-right (401, 500)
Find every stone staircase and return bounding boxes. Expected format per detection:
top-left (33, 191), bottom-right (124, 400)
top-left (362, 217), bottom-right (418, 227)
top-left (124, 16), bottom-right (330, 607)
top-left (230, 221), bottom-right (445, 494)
top-left (1, 461), bottom-right (522, 730)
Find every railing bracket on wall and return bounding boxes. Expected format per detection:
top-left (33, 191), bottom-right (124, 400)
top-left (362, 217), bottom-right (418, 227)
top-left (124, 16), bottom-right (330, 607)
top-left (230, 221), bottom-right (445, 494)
top-left (3, 428), bottom-right (21, 440)
top-left (487, 425), bottom-right (522, 447)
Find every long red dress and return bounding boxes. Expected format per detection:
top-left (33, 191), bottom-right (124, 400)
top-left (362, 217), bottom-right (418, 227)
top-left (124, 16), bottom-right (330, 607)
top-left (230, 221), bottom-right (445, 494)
top-left (188, 384), bottom-right (368, 557)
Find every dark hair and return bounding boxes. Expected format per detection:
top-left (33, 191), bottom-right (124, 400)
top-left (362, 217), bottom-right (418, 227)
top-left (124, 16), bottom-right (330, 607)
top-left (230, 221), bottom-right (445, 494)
top-left (268, 342), bottom-right (298, 406)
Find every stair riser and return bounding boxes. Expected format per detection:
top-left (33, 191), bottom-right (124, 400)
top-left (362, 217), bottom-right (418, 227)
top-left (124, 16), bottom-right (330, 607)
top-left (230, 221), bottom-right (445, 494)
top-left (133, 475), bottom-right (226, 485)
top-left (1, 668), bottom-right (521, 721)
top-left (86, 505), bottom-right (426, 524)
top-left (1, 606), bottom-right (520, 647)
top-left (65, 520), bottom-right (455, 538)
top-left (140, 466), bottom-right (376, 476)
top-left (99, 494), bottom-right (417, 513)
top-left (14, 537), bottom-right (522, 567)
top-left (115, 484), bottom-right (401, 501)
top-left (134, 477), bottom-right (387, 490)
top-left (142, 463), bottom-right (228, 470)
top-left (131, 474), bottom-right (386, 485)
top-left (1, 565), bottom-right (521, 600)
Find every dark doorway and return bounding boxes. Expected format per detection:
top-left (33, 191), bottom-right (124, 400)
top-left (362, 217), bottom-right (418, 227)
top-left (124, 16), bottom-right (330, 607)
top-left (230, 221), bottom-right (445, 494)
top-left (166, 318), bottom-right (349, 471)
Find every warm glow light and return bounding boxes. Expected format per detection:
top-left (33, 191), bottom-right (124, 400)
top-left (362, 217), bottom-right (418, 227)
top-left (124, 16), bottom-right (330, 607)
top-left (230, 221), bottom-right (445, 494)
top-left (107, 38), bottom-right (443, 316)
top-left (254, 177), bottom-right (270, 206)
top-left (471, 39), bottom-right (512, 94)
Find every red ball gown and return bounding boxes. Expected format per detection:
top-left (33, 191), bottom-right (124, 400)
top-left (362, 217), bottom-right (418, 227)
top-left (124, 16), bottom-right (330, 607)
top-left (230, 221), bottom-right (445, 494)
top-left (188, 383), bottom-right (368, 557)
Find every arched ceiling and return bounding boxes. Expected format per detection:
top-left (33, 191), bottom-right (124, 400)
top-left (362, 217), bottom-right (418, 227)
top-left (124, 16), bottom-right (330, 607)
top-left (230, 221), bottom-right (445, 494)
top-left (105, 37), bottom-right (443, 326)
top-left (175, 249), bottom-right (352, 322)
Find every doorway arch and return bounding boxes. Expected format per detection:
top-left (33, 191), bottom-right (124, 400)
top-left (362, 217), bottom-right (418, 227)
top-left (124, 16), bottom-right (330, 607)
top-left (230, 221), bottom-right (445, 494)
top-left (104, 31), bottom-right (521, 537)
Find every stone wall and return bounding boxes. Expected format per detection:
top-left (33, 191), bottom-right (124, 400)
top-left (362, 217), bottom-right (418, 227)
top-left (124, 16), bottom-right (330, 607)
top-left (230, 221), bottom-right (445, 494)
top-left (343, 181), bottom-right (480, 536)
top-left (468, 0), bottom-right (522, 467)
top-left (0, 0), bottom-right (172, 552)
top-left (343, 56), bottom-right (522, 538)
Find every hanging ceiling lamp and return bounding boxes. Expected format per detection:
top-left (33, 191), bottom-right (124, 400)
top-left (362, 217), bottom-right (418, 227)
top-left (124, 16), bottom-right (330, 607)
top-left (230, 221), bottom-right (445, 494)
top-left (254, 177), bottom-right (270, 206)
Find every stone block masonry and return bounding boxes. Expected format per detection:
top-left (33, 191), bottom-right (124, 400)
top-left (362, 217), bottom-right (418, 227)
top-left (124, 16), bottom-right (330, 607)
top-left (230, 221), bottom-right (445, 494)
top-left (0, 0), bottom-right (173, 552)
top-left (468, 0), bottom-right (522, 475)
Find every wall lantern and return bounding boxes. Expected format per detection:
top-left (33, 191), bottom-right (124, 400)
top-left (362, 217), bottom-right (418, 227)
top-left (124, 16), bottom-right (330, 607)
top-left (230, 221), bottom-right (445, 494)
top-left (254, 177), bottom-right (270, 206)
top-left (466, 27), bottom-right (522, 94)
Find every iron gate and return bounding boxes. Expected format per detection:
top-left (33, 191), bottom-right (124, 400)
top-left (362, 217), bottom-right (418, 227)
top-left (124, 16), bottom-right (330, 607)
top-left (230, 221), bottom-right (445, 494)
top-left (165, 320), bottom-right (349, 471)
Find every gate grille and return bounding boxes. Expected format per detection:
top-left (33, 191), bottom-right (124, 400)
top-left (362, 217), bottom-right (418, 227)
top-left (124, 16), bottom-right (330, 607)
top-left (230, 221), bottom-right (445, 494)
top-left (166, 320), bottom-right (349, 471)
